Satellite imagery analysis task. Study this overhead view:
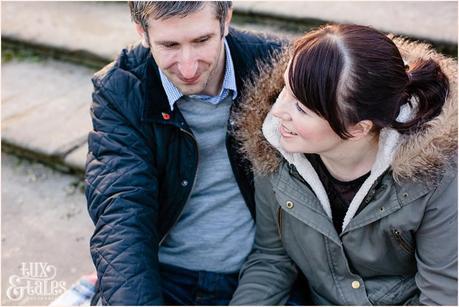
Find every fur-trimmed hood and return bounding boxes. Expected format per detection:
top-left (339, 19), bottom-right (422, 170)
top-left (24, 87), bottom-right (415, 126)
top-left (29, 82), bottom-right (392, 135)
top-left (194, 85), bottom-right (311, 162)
top-left (234, 37), bottom-right (458, 184)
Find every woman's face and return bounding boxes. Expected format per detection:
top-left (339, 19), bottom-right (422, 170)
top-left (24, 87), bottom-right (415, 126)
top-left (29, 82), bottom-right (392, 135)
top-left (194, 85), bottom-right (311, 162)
top-left (271, 69), bottom-right (345, 154)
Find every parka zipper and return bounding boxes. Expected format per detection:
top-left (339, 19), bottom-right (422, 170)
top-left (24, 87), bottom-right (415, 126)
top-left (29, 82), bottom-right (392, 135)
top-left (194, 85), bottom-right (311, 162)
top-left (276, 206), bottom-right (283, 237)
top-left (391, 228), bottom-right (414, 254)
top-left (159, 128), bottom-right (199, 246)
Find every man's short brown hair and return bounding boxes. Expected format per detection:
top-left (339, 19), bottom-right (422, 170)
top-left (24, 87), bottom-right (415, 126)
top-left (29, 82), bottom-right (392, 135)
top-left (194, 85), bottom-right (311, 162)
top-left (129, 1), bottom-right (232, 45)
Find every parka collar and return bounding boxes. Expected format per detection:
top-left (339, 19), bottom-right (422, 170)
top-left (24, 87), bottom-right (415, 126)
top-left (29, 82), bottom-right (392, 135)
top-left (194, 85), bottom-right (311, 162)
top-left (262, 100), bottom-right (413, 230)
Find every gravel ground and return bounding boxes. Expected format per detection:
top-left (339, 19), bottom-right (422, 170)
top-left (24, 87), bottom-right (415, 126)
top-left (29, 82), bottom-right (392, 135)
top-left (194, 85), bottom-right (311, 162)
top-left (1, 153), bottom-right (94, 306)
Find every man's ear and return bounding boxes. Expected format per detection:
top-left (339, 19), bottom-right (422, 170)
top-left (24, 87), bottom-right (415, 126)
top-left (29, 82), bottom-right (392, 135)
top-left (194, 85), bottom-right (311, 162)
top-left (135, 23), bottom-right (149, 48)
top-left (348, 120), bottom-right (374, 140)
top-left (223, 9), bottom-right (233, 37)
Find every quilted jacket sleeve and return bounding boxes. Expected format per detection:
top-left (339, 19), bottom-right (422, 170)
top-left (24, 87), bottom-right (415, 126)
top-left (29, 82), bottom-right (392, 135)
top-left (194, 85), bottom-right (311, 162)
top-left (85, 83), bottom-right (163, 305)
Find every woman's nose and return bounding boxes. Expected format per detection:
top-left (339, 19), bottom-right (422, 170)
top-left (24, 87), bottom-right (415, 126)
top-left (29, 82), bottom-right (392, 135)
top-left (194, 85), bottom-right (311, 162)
top-left (273, 109), bottom-right (292, 121)
top-left (271, 91), bottom-right (292, 121)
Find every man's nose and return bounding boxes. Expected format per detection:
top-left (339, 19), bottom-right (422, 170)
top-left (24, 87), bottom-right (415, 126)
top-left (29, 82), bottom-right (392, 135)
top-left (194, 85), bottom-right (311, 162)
top-left (177, 48), bottom-right (198, 79)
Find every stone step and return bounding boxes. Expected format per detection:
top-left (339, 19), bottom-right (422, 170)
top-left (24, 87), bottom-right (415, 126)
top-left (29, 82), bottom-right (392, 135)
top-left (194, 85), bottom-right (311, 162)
top-left (0, 2), bottom-right (293, 65)
top-left (2, 59), bottom-right (94, 172)
top-left (1, 2), bottom-right (135, 62)
top-left (2, 2), bottom-right (456, 66)
top-left (1, 1), bottom-right (457, 174)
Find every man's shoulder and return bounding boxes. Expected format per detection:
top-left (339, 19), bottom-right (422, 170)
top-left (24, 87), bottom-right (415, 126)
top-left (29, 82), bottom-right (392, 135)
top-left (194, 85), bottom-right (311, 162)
top-left (226, 28), bottom-right (287, 90)
top-left (90, 43), bottom-right (159, 128)
top-left (92, 43), bottom-right (152, 91)
top-left (227, 27), bottom-right (286, 59)
top-left (228, 27), bottom-right (284, 48)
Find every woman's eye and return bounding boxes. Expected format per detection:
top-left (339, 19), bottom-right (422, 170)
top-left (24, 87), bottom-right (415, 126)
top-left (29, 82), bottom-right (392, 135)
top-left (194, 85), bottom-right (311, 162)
top-left (296, 102), bottom-right (307, 114)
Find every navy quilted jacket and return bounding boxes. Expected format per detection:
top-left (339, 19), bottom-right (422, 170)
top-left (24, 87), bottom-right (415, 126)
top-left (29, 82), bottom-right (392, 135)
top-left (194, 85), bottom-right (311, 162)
top-left (85, 28), bottom-right (283, 305)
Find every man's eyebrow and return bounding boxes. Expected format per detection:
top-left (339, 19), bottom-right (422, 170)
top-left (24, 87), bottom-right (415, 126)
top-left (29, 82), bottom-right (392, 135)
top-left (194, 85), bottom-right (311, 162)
top-left (155, 33), bottom-right (215, 45)
top-left (155, 40), bottom-right (179, 45)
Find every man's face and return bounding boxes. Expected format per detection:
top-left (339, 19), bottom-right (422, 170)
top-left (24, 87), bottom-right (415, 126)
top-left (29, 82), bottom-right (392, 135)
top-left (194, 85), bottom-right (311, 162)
top-left (143, 4), bottom-right (231, 96)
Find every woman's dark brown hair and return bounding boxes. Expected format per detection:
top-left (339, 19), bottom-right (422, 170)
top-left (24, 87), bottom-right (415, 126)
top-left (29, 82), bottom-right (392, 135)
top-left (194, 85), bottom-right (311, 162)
top-left (288, 24), bottom-right (449, 139)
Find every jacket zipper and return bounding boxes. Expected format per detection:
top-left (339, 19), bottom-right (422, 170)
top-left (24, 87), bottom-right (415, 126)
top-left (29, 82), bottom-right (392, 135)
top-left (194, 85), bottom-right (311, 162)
top-left (391, 229), bottom-right (414, 254)
top-left (159, 128), bottom-right (199, 246)
top-left (276, 207), bottom-right (283, 237)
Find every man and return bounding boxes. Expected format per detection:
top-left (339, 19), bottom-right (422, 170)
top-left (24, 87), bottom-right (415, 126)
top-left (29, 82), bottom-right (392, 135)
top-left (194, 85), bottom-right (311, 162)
top-left (85, 1), bottom-right (284, 305)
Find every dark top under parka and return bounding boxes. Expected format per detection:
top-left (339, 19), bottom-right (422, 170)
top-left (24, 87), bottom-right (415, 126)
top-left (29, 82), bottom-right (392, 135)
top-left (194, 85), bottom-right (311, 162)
top-left (85, 28), bottom-right (283, 305)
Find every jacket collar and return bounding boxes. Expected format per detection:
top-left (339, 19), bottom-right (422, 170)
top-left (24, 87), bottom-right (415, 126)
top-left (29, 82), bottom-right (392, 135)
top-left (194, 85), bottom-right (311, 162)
top-left (159, 39), bottom-right (238, 111)
top-left (226, 28), bottom-right (252, 110)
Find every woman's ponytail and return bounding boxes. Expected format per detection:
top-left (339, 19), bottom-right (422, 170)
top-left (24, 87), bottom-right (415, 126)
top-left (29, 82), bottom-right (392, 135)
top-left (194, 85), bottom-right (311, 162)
top-left (392, 58), bottom-right (449, 134)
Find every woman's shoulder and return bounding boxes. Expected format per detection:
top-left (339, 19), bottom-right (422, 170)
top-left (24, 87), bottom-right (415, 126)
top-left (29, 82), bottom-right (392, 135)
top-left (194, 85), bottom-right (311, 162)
top-left (425, 165), bottom-right (457, 208)
top-left (392, 163), bottom-right (457, 212)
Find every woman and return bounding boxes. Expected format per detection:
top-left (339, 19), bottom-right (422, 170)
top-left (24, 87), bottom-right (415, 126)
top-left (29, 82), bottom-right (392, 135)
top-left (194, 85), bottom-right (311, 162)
top-left (230, 24), bottom-right (457, 305)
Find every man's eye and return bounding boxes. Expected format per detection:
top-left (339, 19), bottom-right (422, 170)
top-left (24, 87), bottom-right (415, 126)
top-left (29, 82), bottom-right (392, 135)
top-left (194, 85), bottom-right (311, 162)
top-left (163, 43), bottom-right (178, 48)
top-left (196, 36), bottom-right (210, 44)
top-left (296, 102), bottom-right (307, 114)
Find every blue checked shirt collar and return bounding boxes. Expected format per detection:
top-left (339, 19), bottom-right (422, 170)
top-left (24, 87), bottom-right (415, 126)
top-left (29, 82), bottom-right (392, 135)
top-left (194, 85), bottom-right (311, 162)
top-left (159, 39), bottom-right (237, 111)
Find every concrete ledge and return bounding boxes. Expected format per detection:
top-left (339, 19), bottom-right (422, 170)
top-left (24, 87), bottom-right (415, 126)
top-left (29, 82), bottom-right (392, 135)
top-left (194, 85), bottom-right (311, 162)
top-left (1, 2), bottom-right (137, 62)
top-left (2, 59), bottom-right (93, 174)
top-left (1, 1), bottom-right (457, 177)
top-left (233, 1), bottom-right (458, 44)
top-left (64, 144), bottom-right (88, 174)
top-left (2, 2), bottom-right (457, 68)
